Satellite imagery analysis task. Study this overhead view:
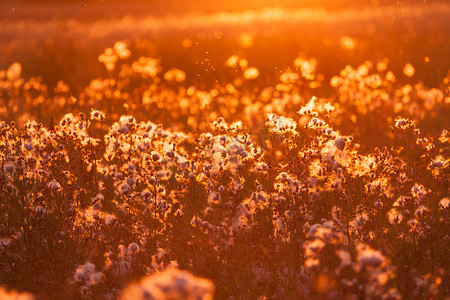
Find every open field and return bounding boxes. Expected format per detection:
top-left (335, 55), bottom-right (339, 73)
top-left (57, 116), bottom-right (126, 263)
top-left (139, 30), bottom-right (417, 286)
top-left (0, 1), bottom-right (449, 299)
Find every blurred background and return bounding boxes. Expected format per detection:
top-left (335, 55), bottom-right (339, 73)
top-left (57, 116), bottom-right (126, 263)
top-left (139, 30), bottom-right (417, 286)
top-left (1, 0), bottom-right (447, 19)
top-left (0, 0), bottom-right (449, 92)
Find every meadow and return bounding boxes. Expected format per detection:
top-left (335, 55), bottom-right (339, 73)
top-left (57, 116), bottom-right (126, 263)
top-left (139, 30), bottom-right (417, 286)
top-left (0, 1), bottom-right (449, 299)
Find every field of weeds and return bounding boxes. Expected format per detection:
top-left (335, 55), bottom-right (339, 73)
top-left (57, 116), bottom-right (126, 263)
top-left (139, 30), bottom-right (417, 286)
top-left (0, 1), bottom-right (449, 299)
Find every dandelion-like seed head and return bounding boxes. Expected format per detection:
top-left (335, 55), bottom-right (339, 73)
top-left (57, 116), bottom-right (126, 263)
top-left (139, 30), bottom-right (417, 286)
top-left (356, 244), bottom-right (385, 269)
top-left (387, 208), bottom-right (403, 224)
top-left (266, 113), bottom-right (297, 135)
top-left (439, 197), bottom-right (449, 210)
top-left (3, 162), bottom-right (15, 174)
top-left (6, 62), bottom-right (22, 81)
top-left (394, 117), bottom-right (415, 130)
top-left (164, 68), bottom-right (186, 82)
top-left (403, 63), bottom-right (415, 77)
top-left (113, 41), bottom-right (131, 60)
top-left (298, 96), bottom-right (318, 116)
top-left (244, 67), bottom-right (259, 80)
top-left (120, 268), bottom-right (214, 300)
top-left (48, 180), bottom-right (61, 190)
top-left (90, 109), bottom-right (105, 121)
top-left (334, 137), bottom-right (346, 150)
top-left (128, 242), bottom-right (140, 254)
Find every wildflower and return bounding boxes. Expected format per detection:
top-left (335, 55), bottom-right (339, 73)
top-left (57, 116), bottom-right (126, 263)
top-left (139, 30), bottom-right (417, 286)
top-left (226, 55), bottom-right (239, 68)
top-left (394, 117), bottom-right (415, 130)
top-left (98, 47), bottom-right (118, 72)
top-left (334, 137), bottom-right (346, 150)
top-left (128, 243), bottom-right (140, 254)
top-left (387, 208), bottom-right (403, 224)
top-left (164, 68), bottom-right (186, 82)
top-left (414, 205), bottom-right (429, 217)
top-left (284, 210), bottom-right (293, 219)
top-left (24, 141), bottom-right (33, 151)
top-left (190, 216), bottom-right (202, 227)
top-left (74, 262), bottom-right (104, 287)
top-left (132, 57), bottom-right (161, 78)
top-left (352, 212), bottom-right (368, 230)
top-left (411, 183), bottom-right (428, 201)
top-left (48, 180), bottom-right (61, 190)
top-left (439, 197), bottom-right (449, 210)
top-left (0, 286), bottom-right (34, 300)
top-left (113, 41), bottom-right (131, 59)
top-left (428, 155), bottom-right (448, 177)
top-left (6, 62), bottom-right (22, 81)
top-left (298, 96), bottom-right (318, 116)
top-left (104, 214), bottom-right (117, 226)
top-left (403, 63), bottom-right (415, 77)
top-left (118, 182), bottom-right (131, 195)
top-left (307, 117), bottom-right (327, 129)
top-left (393, 196), bottom-right (409, 208)
top-left (357, 244), bottom-right (385, 268)
top-left (120, 268), bottom-right (214, 300)
top-left (280, 71), bottom-right (299, 84)
top-left (323, 103), bottom-right (335, 114)
top-left (428, 156), bottom-right (446, 169)
top-left (239, 58), bottom-right (248, 68)
top-left (3, 162), bottom-right (15, 173)
top-left (253, 162), bottom-right (268, 173)
top-left (336, 250), bottom-right (352, 272)
top-left (90, 109), bottom-right (105, 121)
top-left (438, 129), bottom-right (449, 144)
top-left (244, 67), bottom-right (259, 80)
top-left (151, 151), bottom-right (161, 162)
top-left (266, 113), bottom-right (297, 135)
top-left (330, 76), bottom-right (342, 87)
top-left (306, 221), bottom-right (334, 241)
top-left (304, 239), bottom-right (325, 257)
top-left (59, 113), bottom-right (76, 128)
top-left (294, 57), bottom-right (317, 79)
top-left (304, 258), bottom-right (320, 268)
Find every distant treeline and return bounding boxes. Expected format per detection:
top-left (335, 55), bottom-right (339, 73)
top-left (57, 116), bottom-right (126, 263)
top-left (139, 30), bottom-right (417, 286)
top-left (19, 0), bottom-right (444, 6)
